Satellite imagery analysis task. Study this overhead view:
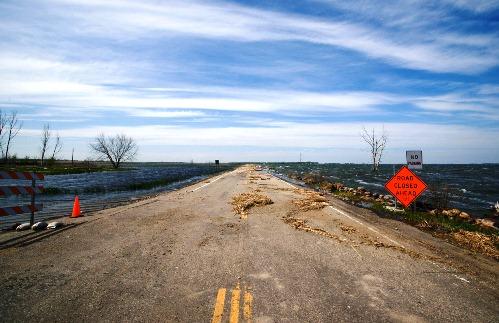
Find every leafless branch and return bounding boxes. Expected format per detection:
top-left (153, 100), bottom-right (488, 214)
top-left (361, 126), bottom-right (388, 172)
top-left (4, 111), bottom-right (23, 162)
top-left (89, 133), bottom-right (138, 168)
top-left (40, 123), bottom-right (51, 165)
top-left (51, 132), bottom-right (62, 160)
top-left (0, 110), bottom-right (8, 157)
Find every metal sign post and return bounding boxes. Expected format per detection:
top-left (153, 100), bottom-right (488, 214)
top-left (392, 164), bottom-right (397, 208)
top-left (31, 178), bottom-right (36, 225)
top-left (385, 166), bottom-right (427, 209)
top-left (406, 150), bottom-right (423, 212)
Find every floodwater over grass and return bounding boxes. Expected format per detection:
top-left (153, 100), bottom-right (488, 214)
top-left (0, 163), bottom-right (234, 229)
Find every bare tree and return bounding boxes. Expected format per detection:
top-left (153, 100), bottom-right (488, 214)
top-left (89, 133), bottom-right (138, 169)
top-left (4, 111), bottom-right (23, 163)
top-left (40, 124), bottom-right (51, 166)
top-left (51, 133), bottom-right (62, 160)
top-left (361, 126), bottom-right (388, 172)
top-left (0, 110), bottom-right (8, 157)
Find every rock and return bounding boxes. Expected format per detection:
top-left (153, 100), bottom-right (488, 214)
top-left (378, 194), bottom-right (384, 199)
top-left (32, 221), bottom-right (48, 231)
top-left (429, 209), bottom-right (438, 215)
top-left (475, 218), bottom-right (496, 229)
top-left (356, 186), bottom-right (365, 192)
top-left (333, 183), bottom-right (344, 191)
top-left (384, 205), bottom-right (405, 213)
top-left (458, 212), bottom-right (470, 220)
top-left (319, 182), bottom-right (334, 192)
top-left (16, 223), bottom-right (31, 231)
top-left (441, 210), bottom-right (451, 217)
top-left (449, 209), bottom-right (461, 216)
top-left (364, 191), bottom-right (371, 196)
top-left (47, 221), bottom-right (64, 229)
top-left (383, 195), bottom-right (392, 201)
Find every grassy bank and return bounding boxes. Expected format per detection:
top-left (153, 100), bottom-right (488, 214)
top-left (0, 159), bottom-right (128, 175)
top-left (334, 190), bottom-right (495, 235)
top-left (1, 165), bottom-right (127, 175)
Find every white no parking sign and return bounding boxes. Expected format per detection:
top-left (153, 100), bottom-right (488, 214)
top-left (406, 150), bottom-right (423, 170)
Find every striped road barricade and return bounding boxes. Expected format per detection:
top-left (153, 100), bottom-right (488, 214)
top-left (0, 171), bottom-right (44, 226)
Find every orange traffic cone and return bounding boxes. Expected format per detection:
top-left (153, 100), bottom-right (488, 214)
top-left (71, 195), bottom-right (81, 218)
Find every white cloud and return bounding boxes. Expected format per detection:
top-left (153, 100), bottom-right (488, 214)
top-left (19, 122), bottom-right (499, 151)
top-left (9, 0), bottom-right (495, 74)
top-left (127, 110), bottom-right (206, 118)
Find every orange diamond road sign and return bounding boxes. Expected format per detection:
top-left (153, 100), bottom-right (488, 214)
top-left (384, 166), bottom-right (427, 208)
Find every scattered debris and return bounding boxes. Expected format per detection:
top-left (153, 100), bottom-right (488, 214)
top-left (282, 216), bottom-right (346, 243)
top-left (292, 190), bottom-right (329, 211)
top-left (340, 225), bottom-right (357, 234)
top-left (358, 234), bottom-right (438, 261)
top-left (452, 230), bottom-right (499, 260)
top-left (231, 192), bottom-right (273, 217)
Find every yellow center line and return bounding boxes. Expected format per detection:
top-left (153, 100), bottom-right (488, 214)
top-left (243, 290), bottom-right (253, 322)
top-left (211, 288), bottom-right (226, 323)
top-left (229, 283), bottom-right (241, 323)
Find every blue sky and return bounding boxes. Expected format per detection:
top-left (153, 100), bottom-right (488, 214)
top-left (1, 0), bottom-right (498, 163)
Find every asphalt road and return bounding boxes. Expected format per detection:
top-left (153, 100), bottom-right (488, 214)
top-left (0, 166), bottom-right (498, 322)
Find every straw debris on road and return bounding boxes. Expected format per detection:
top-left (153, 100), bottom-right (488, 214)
top-left (231, 191), bottom-right (273, 217)
top-left (292, 189), bottom-right (329, 211)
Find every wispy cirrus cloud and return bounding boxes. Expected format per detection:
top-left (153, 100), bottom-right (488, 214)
top-left (3, 0), bottom-right (498, 74)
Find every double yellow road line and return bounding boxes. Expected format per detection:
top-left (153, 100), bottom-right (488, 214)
top-left (212, 283), bottom-right (253, 323)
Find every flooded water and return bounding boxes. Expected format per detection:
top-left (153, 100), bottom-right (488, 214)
top-left (0, 163), bottom-right (232, 229)
top-left (268, 163), bottom-right (499, 217)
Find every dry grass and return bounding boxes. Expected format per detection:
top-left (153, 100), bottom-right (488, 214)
top-left (292, 190), bottom-right (329, 211)
top-left (452, 230), bottom-right (499, 260)
top-left (231, 192), bottom-right (273, 217)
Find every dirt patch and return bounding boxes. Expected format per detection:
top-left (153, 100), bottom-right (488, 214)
top-left (231, 192), bottom-right (273, 217)
top-left (292, 190), bottom-right (329, 211)
top-left (282, 216), bottom-right (347, 243)
top-left (452, 230), bottom-right (499, 260)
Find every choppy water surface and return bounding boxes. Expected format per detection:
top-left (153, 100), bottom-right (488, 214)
top-left (268, 163), bottom-right (499, 216)
top-left (0, 163), bottom-right (232, 228)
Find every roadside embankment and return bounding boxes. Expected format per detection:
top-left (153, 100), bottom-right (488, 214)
top-left (273, 170), bottom-right (499, 260)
